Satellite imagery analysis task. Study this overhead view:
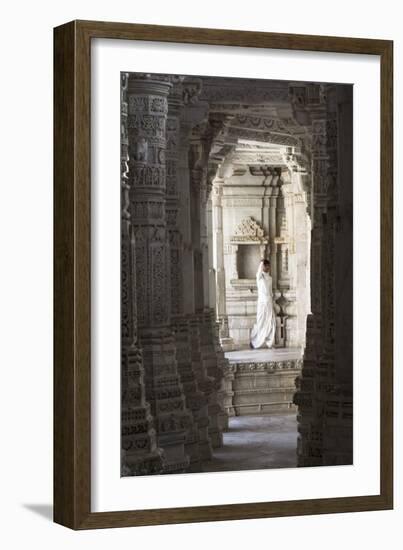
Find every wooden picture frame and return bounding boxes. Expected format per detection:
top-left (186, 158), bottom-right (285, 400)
top-left (54, 19), bottom-right (393, 529)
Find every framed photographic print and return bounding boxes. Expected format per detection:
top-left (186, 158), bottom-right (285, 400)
top-left (54, 20), bottom-right (393, 529)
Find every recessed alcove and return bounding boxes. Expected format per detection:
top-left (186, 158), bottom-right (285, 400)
top-left (236, 244), bottom-right (261, 280)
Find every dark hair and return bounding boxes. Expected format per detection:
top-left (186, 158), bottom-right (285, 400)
top-left (262, 259), bottom-right (270, 267)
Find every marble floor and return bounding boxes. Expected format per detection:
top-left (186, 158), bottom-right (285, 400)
top-left (202, 413), bottom-right (298, 473)
top-left (225, 347), bottom-right (303, 363)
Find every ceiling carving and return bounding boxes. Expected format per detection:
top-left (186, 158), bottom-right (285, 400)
top-left (183, 75), bottom-right (326, 177)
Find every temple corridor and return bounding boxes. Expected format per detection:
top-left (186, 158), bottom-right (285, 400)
top-left (120, 72), bottom-right (353, 476)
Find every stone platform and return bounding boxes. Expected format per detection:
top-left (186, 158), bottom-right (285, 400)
top-left (223, 347), bottom-right (303, 416)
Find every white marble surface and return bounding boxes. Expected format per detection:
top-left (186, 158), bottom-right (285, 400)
top-left (225, 347), bottom-right (303, 363)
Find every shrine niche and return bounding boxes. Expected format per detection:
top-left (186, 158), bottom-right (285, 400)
top-left (231, 217), bottom-right (269, 281)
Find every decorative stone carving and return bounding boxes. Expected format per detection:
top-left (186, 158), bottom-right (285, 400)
top-left (200, 78), bottom-right (290, 104)
top-left (223, 358), bottom-right (303, 416)
top-left (293, 83), bottom-right (353, 468)
top-left (182, 78), bottom-right (202, 105)
top-left (127, 73), bottom-right (192, 474)
top-left (227, 127), bottom-right (300, 146)
top-left (189, 125), bottom-right (228, 447)
top-left (120, 73), bottom-right (164, 476)
top-left (292, 90), bottom-right (329, 465)
top-left (233, 115), bottom-right (299, 132)
top-left (212, 182), bottom-right (233, 349)
top-left (231, 217), bottom-right (269, 244)
top-left (167, 81), bottom-right (213, 469)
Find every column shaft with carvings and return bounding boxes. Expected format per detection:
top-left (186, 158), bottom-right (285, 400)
top-left (179, 95), bottom-right (214, 461)
top-left (167, 82), bottom-right (212, 468)
top-left (320, 84), bottom-right (353, 466)
top-left (189, 163), bottom-right (223, 446)
top-left (212, 180), bottom-right (233, 350)
top-left (293, 83), bottom-right (353, 467)
top-left (206, 196), bottom-right (217, 310)
top-left (294, 97), bottom-right (329, 466)
top-left (204, 151), bottom-right (229, 437)
top-left (281, 172), bottom-right (299, 347)
top-left (127, 74), bottom-right (191, 473)
top-left (120, 74), bottom-right (164, 476)
top-left (269, 168), bottom-right (294, 347)
top-left (268, 184), bottom-right (279, 344)
top-left (189, 128), bottom-right (228, 446)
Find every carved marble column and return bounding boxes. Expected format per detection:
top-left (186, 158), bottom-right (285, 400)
top-left (205, 173), bottom-right (229, 434)
top-left (203, 145), bottom-right (229, 437)
top-left (167, 81), bottom-right (212, 468)
top-left (283, 162), bottom-right (311, 349)
top-left (190, 165), bottom-right (205, 311)
top-left (188, 163), bottom-right (222, 446)
top-left (189, 126), bottom-right (228, 446)
top-left (320, 84), bottom-right (353, 466)
top-left (293, 85), bottom-right (329, 466)
top-left (270, 169), bottom-right (298, 347)
top-left (178, 94), bottom-right (214, 461)
top-left (206, 195), bottom-right (216, 310)
top-left (268, 183), bottom-right (279, 340)
top-left (120, 73), bottom-right (164, 476)
top-left (201, 179), bottom-right (211, 310)
top-left (127, 73), bottom-right (191, 474)
top-left (281, 174), bottom-right (299, 347)
top-left (212, 180), bottom-right (233, 350)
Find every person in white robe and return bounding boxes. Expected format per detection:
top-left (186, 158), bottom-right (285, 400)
top-left (250, 259), bottom-right (276, 349)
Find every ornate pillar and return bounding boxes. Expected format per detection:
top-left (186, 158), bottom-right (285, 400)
top-left (281, 174), bottom-right (299, 347)
top-left (319, 84), bottom-right (353, 466)
top-left (293, 86), bottom-right (329, 466)
top-left (272, 169), bottom-right (299, 347)
top-left (120, 73), bottom-right (164, 476)
top-left (189, 126), bottom-right (228, 445)
top-left (206, 195), bottom-right (216, 310)
top-left (200, 177), bottom-right (210, 310)
top-left (167, 81), bottom-right (212, 468)
top-left (333, 84), bottom-right (353, 388)
top-left (189, 161), bottom-right (222, 446)
top-left (268, 182), bottom-right (279, 340)
top-left (282, 155), bottom-right (311, 349)
top-left (127, 73), bottom-right (191, 474)
top-left (204, 173), bottom-right (229, 434)
top-left (190, 164), bottom-right (205, 311)
top-left (212, 180), bottom-right (233, 349)
top-left (267, 169), bottom-right (284, 345)
top-left (178, 93), bottom-right (214, 461)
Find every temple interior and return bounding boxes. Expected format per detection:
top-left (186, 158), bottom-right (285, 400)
top-left (121, 73), bottom-right (353, 476)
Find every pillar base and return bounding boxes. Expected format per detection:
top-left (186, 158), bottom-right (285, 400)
top-left (122, 408), bottom-right (165, 476)
top-left (220, 337), bottom-right (235, 352)
top-left (138, 326), bottom-right (193, 474)
top-left (160, 439), bottom-right (190, 474)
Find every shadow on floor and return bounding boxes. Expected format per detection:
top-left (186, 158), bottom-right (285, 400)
top-left (23, 504), bottom-right (53, 522)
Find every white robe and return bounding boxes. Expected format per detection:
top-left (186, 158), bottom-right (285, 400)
top-left (250, 265), bottom-right (276, 349)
